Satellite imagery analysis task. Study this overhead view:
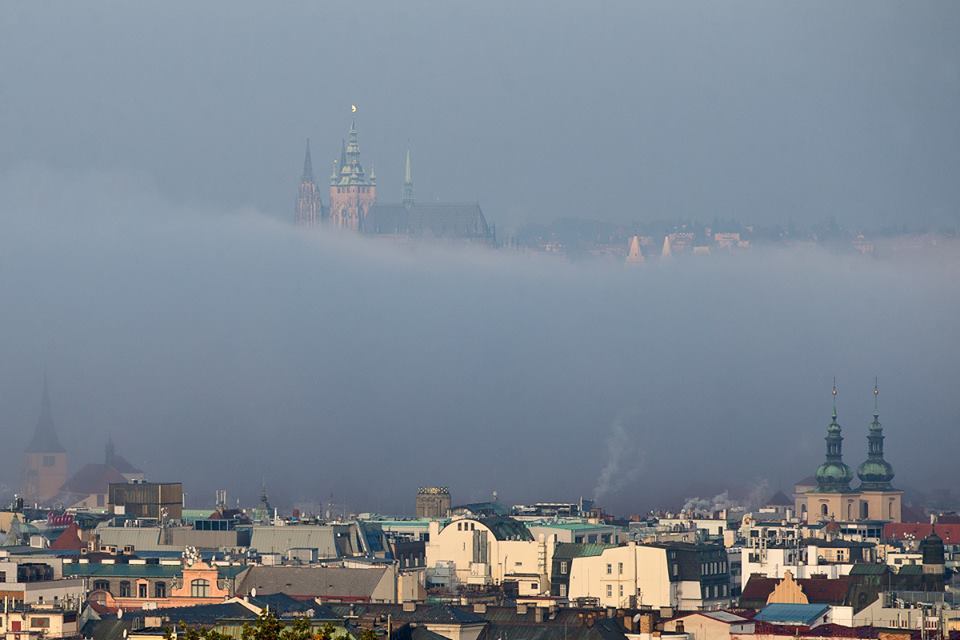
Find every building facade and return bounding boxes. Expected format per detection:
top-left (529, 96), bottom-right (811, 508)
top-left (416, 487), bottom-right (451, 519)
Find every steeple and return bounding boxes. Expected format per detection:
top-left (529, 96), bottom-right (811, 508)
top-left (26, 373), bottom-right (65, 453)
top-left (815, 380), bottom-right (853, 492)
top-left (302, 138), bottom-right (314, 181)
top-left (857, 378), bottom-right (895, 490)
top-left (105, 433), bottom-right (116, 466)
top-left (402, 148), bottom-right (414, 208)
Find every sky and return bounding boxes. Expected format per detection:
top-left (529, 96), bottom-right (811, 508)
top-left (1, 1), bottom-right (959, 230)
top-left (1, 2), bottom-right (959, 515)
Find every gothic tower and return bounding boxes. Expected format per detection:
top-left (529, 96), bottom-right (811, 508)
top-left (295, 139), bottom-right (323, 226)
top-left (22, 375), bottom-right (68, 504)
top-left (329, 121), bottom-right (377, 231)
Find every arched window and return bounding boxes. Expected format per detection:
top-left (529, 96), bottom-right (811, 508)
top-left (820, 504), bottom-right (829, 517)
top-left (847, 501), bottom-right (854, 520)
top-left (191, 578), bottom-right (210, 598)
top-left (861, 502), bottom-right (869, 519)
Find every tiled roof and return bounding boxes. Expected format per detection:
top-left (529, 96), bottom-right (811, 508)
top-left (741, 575), bottom-right (852, 606)
top-left (884, 523), bottom-right (960, 544)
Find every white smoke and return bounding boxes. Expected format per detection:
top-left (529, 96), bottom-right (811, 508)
top-left (593, 417), bottom-right (645, 502)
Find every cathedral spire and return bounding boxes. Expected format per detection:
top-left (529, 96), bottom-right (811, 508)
top-left (403, 148), bottom-right (414, 208)
top-left (302, 138), bottom-right (314, 181)
top-left (26, 373), bottom-right (65, 453)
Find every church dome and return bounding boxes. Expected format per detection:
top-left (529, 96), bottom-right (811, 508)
top-left (816, 460), bottom-right (854, 489)
top-left (857, 458), bottom-right (895, 487)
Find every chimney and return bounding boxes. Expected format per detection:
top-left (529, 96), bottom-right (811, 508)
top-left (639, 613), bottom-right (655, 634)
top-left (623, 615), bottom-right (635, 633)
top-left (402, 602), bottom-right (416, 613)
top-left (473, 604), bottom-right (487, 614)
top-left (517, 604), bottom-right (528, 616)
top-left (606, 606), bottom-right (616, 619)
top-left (534, 608), bottom-right (545, 623)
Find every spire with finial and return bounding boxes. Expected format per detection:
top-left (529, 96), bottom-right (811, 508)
top-left (857, 377), bottom-right (895, 490)
top-left (403, 148), bottom-right (414, 208)
top-left (302, 138), bottom-right (314, 180)
top-left (816, 378), bottom-right (853, 493)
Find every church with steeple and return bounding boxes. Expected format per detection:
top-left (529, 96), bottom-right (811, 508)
top-left (796, 381), bottom-right (902, 523)
top-left (294, 119), bottom-right (495, 243)
top-left (22, 375), bottom-right (68, 504)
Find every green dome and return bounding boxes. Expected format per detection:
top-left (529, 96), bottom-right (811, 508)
top-left (857, 459), bottom-right (894, 485)
top-left (816, 460), bottom-right (854, 490)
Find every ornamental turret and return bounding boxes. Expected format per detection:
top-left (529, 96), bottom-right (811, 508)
top-left (815, 382), bottom-right (854, 492)
top-left (857, 380), bottom-right (895, 490)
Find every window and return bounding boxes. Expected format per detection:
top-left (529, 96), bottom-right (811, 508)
top-left (672, 564), bottom-right (679, 577)
top-left (606, 584), bottom-right (612, 597)
top-left (559, 584), bottom-right (567, 597)
top-left (119, 581), bottom-right (131, 597)
top-left (138, 583), bottom-right (147, 598)
top-left (617, 562), bottom-right (623, 575)
top-left (0, 571), bottom-right (5, 583)
top-left (619, 585), bottom-right (624, 597)
top-left (93, 580), bottom-right (110, 592)
top-left (531, 582), bottom-right (539, 591)
top-left (155, 582), bottom-right (166, 598)
top-left (560, 561), bottom-right (568, 575)
top-left (191, 578), bottom-right (210, 598)
top-left (606, 563), bottom-right (612, 575)
top-left (30, 618), bottom-right (50, 629)
top-left (42, 456), bottom-right (56, 467)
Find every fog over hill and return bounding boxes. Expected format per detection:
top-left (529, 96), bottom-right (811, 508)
top-left (1, 167), bottom-right (958, 513)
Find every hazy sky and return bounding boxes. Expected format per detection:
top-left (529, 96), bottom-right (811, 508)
top-left (1, 166), bottom-right (958, 513)
top-left (1, 1), bottom-right (959, 229)
top-left (1, 2), bottom-right (959, 515)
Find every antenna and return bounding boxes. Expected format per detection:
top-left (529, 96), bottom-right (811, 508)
top-left (874, 377), bottom-right (880, 414)
top-left (832, 377), bottom-right (838, 417)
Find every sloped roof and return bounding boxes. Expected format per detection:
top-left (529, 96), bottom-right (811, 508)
top-left (754, 603), bottom-right (830, 626)
top-left (884, 523), bottom-right (960, 544)
top-left (238, 565), bottom-right (387, 599)
top-left (480, 517), bottom-right (533, 541)
top-left (553, 543), bottom-right (615, 559)
top-left (107, 453), bottom-right (142, 475)
top-left (741, 575), bottom-right (852, 606)
top-left (60, 464), bottom-right (128, 496)
top-left (365, 203), bottom-right (492, 240)
top-left (50, 522), bottom-right (84, 551)
top-left (766, 491), bottom-right (793, 506)
top-left (328, 603), bottom-right (485, 625)
top-left (149, 602), bottom-right (258, 625)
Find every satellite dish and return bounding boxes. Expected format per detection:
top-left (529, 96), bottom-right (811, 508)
top-left (117, 608), bottom-right (124, 619)
top-left (123, 630), bottom-right (128, 639)
top-left (250, 588), bottom-right (257, 598)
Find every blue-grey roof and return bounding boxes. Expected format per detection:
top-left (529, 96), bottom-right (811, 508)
top-left (754, 603), bottom-right (830, 626)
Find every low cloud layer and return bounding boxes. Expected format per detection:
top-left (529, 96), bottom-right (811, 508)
top-left (1, 166), bottom-right (959, 514)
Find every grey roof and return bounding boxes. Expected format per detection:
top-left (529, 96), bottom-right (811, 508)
top-left (328, 603), bottom-right (486, 625)
top-left (237, 565), bottom-right (387, 599)
top-left (365, 203), bottom-right (492, 240)
top-left (250, 525), bottom-right (341, 556)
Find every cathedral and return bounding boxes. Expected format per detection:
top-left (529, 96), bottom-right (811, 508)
top-left (795, 382), bottom-right (902, 523)
top-left (295, 121), bottom-right (495, 244)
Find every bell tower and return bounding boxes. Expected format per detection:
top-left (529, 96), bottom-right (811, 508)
top-left (22, 374), bottom-right (68, 504)
top-left (295, 139), bottom-right (323, 226)
top-left (329, 120), bottom-right (377, 231)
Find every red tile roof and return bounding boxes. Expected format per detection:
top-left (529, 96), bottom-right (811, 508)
top-left (741, 575), bottom-right (852, 605)
top-left (884, 523), bottom-right (960, 544)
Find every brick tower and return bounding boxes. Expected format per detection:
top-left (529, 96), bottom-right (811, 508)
top-left (329, 121), bottom-right (376, 231)
top-left (295, 139), bottom-right (323, 226)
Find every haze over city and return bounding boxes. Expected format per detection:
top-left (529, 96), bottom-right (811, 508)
top-left (1, 1), bottom-right (959, 516)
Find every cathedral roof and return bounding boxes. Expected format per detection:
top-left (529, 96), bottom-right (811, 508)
top-left (366, 203), bottom-right (493, 240)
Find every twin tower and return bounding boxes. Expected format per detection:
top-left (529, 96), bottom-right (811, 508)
top-left (796, 382), bottom-right (902, 523)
